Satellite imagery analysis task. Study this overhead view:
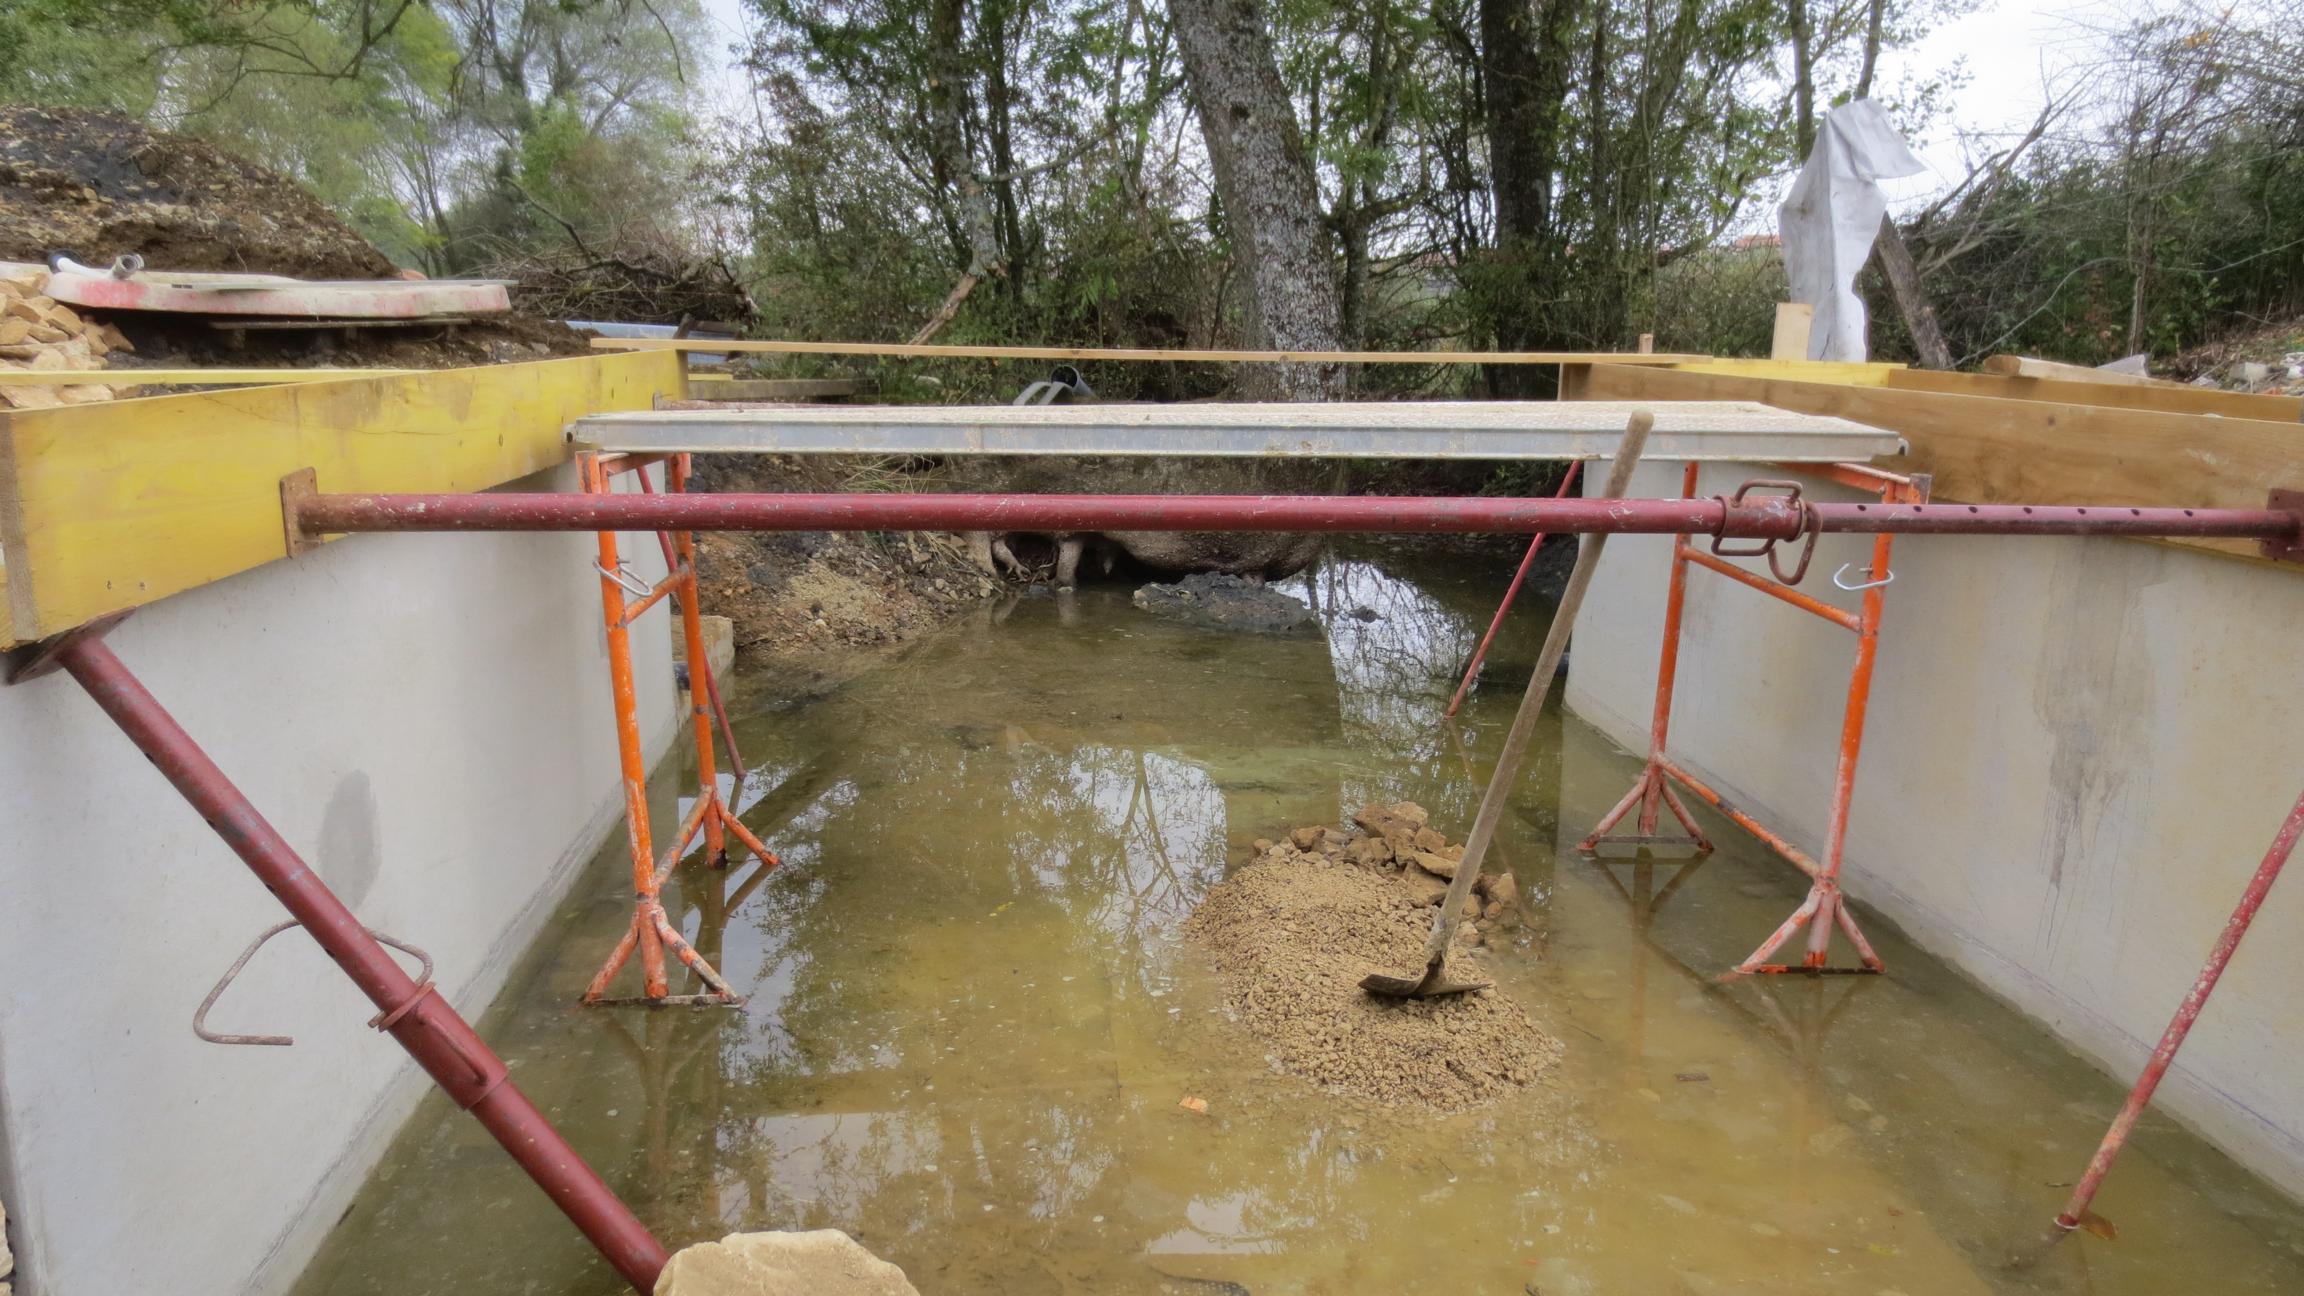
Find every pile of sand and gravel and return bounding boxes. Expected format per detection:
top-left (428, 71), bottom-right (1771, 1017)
top-left (1185, 802), bottom-right (1560, 1113)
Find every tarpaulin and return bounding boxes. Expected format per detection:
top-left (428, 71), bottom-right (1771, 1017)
top-left (1779, 100), bottom-right (1925, 361)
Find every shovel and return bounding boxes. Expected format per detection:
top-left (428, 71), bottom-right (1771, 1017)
top-left (1363, 410), bottom-right (1654, 998)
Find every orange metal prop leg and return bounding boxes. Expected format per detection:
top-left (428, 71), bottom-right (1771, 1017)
top-left (669, 455), bottom-right (728, 867)
top-left (1581, 462), bottom-right (1714, 855)
top-left (578, 452), bottom-right (754, 1007)
top-left (1728, 490), bottom-right (1907, 977)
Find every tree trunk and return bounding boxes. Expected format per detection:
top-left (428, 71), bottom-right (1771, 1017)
top-left (1339, 206), bottom-right (1371, 354)
top-left (927, 0), bottom-right (1001, 284)
top-left (1855, 0), bottom-right (1888, 100)
top-left (1873, 215), bottom-right (1954, 369)
top-left (1170, 0), bottom-right (1344, 400)
top-left (1479, 0), bottom-right (1578, 397)
top-left (1788, 0), bottom-right (1816, 156)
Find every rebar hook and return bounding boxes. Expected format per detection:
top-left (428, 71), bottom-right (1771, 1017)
top-left (592, 561), bottom-right (654, 599)
top-left (1832, 561), bottom-right (1895, 591)
top-left (195, 920), bottom-right (436, 1046)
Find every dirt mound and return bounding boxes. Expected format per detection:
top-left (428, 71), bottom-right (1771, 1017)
top-left (1185, 805), bottom-right (1559, 1112)
top-left (689, 455), bottom-right (1002, 690)
top-left (104, 309), bottom-right (593, 373)
top-left (0, 106), bottom-right (396, 279)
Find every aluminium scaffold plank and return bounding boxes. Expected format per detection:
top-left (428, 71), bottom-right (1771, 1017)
top-left (568, 400), bottom-right (1902, 463)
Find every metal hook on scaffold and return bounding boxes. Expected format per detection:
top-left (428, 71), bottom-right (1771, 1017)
top-left (1833, 562), bottom-right (1894, 591)
top-left (195, 919), bottom-right (438, 1046)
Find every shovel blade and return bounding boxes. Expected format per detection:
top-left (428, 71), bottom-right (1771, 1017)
top-left (1358, 970), bottom-right (1432, 997)
top-left (1359, 960), bottom-right (1493, 999)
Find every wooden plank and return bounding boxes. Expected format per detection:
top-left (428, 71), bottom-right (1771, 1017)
top-left (1574, 363), bottom-right (2304, 562)
top-left (1982, 354), bottom-right (2184, 388)
top-left (589, 337), bottom-right (1708, 365)
top-left (1672, 359), bottom-right (1902, 386)
top-left (0, 368), bottom-right (424, 386)
top-left (0, 350), bottom-right (683, 645)
top-left (1885, 367), bottom-right (2302, 422)
top-left (684, 378), bottom-right (865, 401)
top-left (1771, 303), bottom-right (1814, 360)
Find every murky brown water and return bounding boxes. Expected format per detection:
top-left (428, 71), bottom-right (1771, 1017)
top-left (294, 539), bottom-right (2304, 1296)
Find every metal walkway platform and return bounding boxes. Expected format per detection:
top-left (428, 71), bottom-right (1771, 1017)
top-left (568, 400), bottom-right (1902, 462)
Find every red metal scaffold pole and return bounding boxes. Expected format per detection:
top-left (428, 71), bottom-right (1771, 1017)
top-left (276, 477), bottom-right (2303, 990)
top-left (1443, 460), bottom-right (1582, 719)
top-left (9, 627), bottom-right (670, 1293)
top-left (2054, 780), bottom-right (2304, 1233)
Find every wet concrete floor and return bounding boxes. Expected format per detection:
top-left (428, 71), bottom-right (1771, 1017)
top-left (294, 539), bottom-right (2304, 1295)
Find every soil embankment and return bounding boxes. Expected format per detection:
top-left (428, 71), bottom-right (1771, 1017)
top-left (0, 105), bottom-right (590, 372)
top-left (1186, 802), bottom-right (1560, 1112)
top-left (688, 455), bottom-right (1004, 691)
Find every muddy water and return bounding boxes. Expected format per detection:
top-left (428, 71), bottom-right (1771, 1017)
top-left (295, 539), bottom-right (2304, 1296)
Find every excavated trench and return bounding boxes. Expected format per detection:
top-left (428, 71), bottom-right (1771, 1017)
top-left (294, 538), bottom-right (2304, 1295)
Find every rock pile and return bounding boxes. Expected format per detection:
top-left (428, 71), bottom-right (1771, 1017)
top-left (0, 266), bottom-right (134, 409)
top-left (1185, 802), bottom-right (1559, 1112)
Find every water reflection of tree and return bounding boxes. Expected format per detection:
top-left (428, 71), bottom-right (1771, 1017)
top-left (1285, 552), bottom-right (1498, 827)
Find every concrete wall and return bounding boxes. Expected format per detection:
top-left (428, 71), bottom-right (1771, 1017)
top-left (1568, 460), bottom-right (2304, 1199)
top-left (0, 464), bottom-right (676, 1296)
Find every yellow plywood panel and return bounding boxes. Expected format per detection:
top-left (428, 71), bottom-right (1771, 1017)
top-left (1573, 362), bottom-right (2304, 563)
top-left (0, 350), bottom-right (683, 644)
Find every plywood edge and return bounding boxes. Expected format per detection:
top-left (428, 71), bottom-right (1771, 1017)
top-left (589, 337), bottom-right (1711, 365)
top-left (0, 410), bottom-right (30, 644)
top-left (1886, 367), bottom-right (2303, 422)
top-left (1668, 359), bottom-right (1904, 386)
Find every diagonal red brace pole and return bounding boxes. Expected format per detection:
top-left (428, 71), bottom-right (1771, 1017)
top-left (1444, 460), bottom-right (1582, 719)
top-left (37, 632), bottom-right (670, 1293)
top-left (2054, 779), bottom-right (2304, 1232)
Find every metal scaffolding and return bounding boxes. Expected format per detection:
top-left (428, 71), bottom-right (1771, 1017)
top-left (1579, 461), bottom-right (1923, 975)
top-left (15, 423), bottom-right (2302, 1289)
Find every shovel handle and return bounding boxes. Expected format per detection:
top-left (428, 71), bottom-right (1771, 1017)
top-left (1415, 411), bottom-right (1655, 969)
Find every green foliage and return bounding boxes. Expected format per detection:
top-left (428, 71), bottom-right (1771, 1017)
top-left (1652, 244), bottom-right (1789, 358)
top-left (1908, 1), bottom-right (2304, 365)
top-left (4, 0), bottom-right (2298, 377)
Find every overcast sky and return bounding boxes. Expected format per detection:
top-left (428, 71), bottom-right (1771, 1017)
top-left (688, 0), bottom-right (2147, 211)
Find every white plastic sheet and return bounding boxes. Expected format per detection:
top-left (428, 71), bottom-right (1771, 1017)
top-left (1778, 100), bottom-right (1925, 362)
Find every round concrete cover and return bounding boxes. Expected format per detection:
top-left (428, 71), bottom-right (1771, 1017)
top-left (655, 1230), bottom-right (921, 1296)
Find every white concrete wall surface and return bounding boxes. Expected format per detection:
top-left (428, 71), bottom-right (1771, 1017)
top-left (1568, 460), bottom-right (2304, 1200)
top-left (0, 464), bottom-right (676, 1296)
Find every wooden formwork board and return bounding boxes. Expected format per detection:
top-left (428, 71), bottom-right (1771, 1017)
top-left (1883, 367), bottom-right (2303, 423)
top-left (1568, 362), bottom-right (2304, 563)
top-left (0, 350), bottom-right (685, 646)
